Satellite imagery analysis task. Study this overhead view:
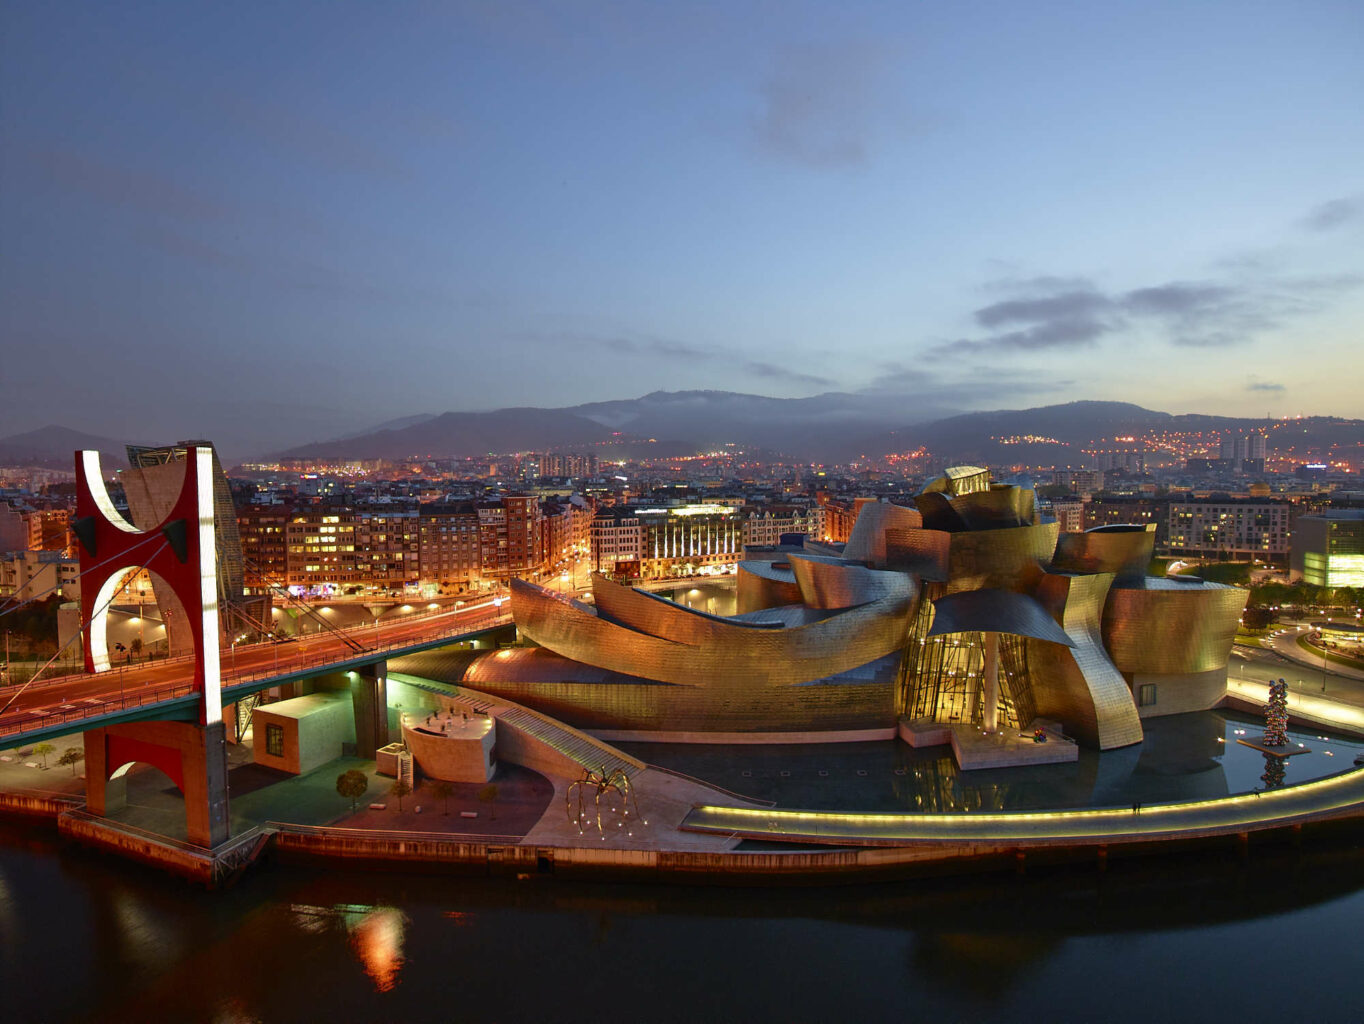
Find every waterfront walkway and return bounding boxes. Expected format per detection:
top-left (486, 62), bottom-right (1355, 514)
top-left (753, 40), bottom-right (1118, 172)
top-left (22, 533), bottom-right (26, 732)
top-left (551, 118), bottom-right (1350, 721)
top-left (681, 763), bottom-right (1364, 847)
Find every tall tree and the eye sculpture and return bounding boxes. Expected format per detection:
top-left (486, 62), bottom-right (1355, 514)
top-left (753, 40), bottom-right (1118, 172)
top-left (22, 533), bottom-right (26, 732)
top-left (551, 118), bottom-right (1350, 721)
top-left (566, 764), bottom-right (645, 838)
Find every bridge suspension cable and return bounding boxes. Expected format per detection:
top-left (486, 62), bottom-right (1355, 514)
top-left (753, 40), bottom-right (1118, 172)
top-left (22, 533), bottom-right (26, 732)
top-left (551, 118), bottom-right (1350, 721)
top-left (240, 556), bottom-right (368, 654)
top-left (0, 538), bottom-right (170, 716)
top-left (0, 531), bottom-right (165, 619)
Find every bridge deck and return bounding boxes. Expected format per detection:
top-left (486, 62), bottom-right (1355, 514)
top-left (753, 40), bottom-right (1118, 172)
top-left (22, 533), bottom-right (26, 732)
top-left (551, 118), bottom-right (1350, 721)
top-left (0, 616), bottom-right (513, 748)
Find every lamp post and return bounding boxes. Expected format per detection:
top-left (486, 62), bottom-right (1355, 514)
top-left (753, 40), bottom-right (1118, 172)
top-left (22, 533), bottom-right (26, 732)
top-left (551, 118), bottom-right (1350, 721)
top-left (1321, 620), bottom-right (1329, 693)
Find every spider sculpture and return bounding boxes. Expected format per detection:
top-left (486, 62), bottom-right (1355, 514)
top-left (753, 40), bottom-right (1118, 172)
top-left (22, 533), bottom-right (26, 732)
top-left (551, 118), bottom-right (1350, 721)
top-left (566, 763), bottom-right (646, 838)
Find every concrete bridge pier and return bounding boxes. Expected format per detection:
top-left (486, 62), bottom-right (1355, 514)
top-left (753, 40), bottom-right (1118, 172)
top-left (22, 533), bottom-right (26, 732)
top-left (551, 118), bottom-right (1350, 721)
top-left (350, 661), bottom-right (389, 759)
top-left (83, 720), bottom-right (231, 848)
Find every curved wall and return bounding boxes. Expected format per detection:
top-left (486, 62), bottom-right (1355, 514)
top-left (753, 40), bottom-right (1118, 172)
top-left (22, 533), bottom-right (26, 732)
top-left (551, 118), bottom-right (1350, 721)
top-left (786, 554), bottom-right (912, 609)
top-left (944, 521), bottom-right (1058, 595)
top-left (1102, 579), bottom-right (1246, 675)
top-left (1052, 527), bottom-right (1154, 585)
top-left (398, 651), bottom-right (902, 735)
top-left (1028, 572), bottom-right (1144, 750)
top-left (843, 502), bottom-right (923, 566)
top-left (736, 562), bottom-right (803, 613)
top-left (512, 578), bottom-right (914, 690)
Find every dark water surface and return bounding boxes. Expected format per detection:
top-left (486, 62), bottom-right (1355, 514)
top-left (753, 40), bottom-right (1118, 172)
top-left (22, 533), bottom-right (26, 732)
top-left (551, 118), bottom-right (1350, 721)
top-left (2, 820), bottom-right (1362, 1023)
top-left (621, 710), bottom-right (1364, 813)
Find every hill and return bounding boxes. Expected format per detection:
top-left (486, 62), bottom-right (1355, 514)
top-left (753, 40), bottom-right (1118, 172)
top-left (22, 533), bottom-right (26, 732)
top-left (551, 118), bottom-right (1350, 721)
top-left (0, 425), bottom-right (135, 469)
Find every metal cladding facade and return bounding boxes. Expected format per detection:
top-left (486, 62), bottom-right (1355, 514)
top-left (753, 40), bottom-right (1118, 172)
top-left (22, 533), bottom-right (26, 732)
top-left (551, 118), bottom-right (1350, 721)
top-left (395, 467), bottom-right (1245, 750)
top-left (1029, 572), bottom-right (1145, 750)
top-left (735, 560), bottom-right (803, 613)
top-left (1102, 578), bottom-right (1248, 675)
top-left (942, 522), bottom-right (1059, 594)
top-left (513, 572), bottom-right (916, 690)
top-left (1052, 524), bottom-right (1155, 585)
top-left (841, 501), bottom-right (923, 566)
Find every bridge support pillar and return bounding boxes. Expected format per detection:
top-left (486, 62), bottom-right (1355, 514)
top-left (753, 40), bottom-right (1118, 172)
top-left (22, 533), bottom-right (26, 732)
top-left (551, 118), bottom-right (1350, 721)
top-left (350, 661), bottom-right (389, 759)
top-left (83, 720), bottom-right (231, 848)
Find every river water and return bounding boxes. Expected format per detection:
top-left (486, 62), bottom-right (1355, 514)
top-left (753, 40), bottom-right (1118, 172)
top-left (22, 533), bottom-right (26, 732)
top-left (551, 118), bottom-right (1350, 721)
top-left (2, 819), bottom-right (1362, 1023)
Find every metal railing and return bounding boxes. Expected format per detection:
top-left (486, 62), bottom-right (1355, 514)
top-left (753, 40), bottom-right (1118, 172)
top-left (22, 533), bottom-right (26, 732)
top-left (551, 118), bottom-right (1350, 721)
top-left (1, 612), bottom-right (514, 741)
top-left (268, 821), bottom-right (523, 845)
top-left (0, 600), bottom-right (513, 693)
top-left (0, 680), bottom-right (199, 738)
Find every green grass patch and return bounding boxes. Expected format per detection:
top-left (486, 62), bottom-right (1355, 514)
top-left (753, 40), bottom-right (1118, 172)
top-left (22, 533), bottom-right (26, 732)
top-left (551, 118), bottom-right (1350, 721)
top-left (1295, 633), bottom-right (1364, 671)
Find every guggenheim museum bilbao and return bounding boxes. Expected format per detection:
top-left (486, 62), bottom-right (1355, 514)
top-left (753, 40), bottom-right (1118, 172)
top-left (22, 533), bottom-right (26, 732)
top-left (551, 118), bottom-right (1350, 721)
top-left (397, 468), bottom-right (1247, 754)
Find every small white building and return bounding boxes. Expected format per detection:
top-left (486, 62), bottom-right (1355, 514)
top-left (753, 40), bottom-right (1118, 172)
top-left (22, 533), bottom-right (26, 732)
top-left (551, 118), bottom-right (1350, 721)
top-left (252, 692), bottom-right (356, 775)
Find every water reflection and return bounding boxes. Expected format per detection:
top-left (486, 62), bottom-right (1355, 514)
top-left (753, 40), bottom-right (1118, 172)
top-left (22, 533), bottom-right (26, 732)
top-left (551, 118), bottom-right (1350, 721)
top-left (3, 820), bottom-right (1363, 1022)
top-left (619, 710), bottom-right (1362, 813)
top-left (289, 903), bottom-right (410, 992)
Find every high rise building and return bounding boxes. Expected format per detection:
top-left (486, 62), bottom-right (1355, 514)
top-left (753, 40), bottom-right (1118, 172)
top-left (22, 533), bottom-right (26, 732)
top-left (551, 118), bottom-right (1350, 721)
top-left (1292, 510), bottom-right (1364, 588)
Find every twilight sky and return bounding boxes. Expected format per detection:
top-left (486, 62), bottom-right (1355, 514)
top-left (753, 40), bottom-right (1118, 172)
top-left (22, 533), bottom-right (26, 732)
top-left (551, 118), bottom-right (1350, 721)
top-left (2, 1), bottom-right (1361, 454)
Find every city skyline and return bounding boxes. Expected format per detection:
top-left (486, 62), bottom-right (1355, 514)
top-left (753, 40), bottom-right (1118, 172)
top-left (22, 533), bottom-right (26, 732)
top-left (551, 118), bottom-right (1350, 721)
top-left (2, 2), bottom-right (1361, 453)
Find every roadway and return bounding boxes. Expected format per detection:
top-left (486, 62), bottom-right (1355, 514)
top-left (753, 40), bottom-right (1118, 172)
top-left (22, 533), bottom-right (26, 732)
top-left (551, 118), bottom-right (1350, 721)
top-left (0, 600), bottom-right (514, 743)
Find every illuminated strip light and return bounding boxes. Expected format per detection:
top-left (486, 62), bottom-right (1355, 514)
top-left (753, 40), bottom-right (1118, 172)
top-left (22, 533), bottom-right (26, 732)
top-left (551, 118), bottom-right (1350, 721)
top-left (87, 573), bottom-right (125, 672)
top-left (81, 450), bottom-right (139, 532)
top-left (82, 450), bottom-right (138, 672)
top-left (196, 447), bottom-right (222, 724)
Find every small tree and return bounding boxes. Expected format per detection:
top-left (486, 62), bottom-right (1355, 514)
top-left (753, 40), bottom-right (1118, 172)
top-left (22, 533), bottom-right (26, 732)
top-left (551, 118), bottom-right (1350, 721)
top-left (336, 769), bottom-right (369, 813)
top-left (33, 742), bottom-right (54, 768)
top-left (57, 747), bottom-right (84, 776)
top-left (130, 637), bottom-right (143, 659)
top-left (391, 778), bottom-right (412, 812)
top-left (430, 780), bottom-right (454, 815)
top-left (477, 782), bottom-right (500, 821)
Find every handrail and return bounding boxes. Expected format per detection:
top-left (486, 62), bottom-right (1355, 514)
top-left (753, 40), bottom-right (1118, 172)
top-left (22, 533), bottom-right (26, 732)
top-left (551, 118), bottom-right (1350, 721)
top-left (0, 601), bottom-right (512, 692)
top-left (0, 614), bottom-right (514, 740)
top-left (267, 821), bottom-right (523, 844)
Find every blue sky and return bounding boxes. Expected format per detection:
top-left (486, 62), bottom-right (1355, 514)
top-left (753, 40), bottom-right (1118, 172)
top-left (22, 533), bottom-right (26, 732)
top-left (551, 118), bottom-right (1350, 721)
top-left (2, 1), bottom-right (1361, 452)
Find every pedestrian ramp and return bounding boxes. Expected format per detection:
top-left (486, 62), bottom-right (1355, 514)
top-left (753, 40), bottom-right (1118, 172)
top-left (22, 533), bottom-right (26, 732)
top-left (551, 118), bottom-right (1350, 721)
top-left (390, 674), bottom-right (644, 782)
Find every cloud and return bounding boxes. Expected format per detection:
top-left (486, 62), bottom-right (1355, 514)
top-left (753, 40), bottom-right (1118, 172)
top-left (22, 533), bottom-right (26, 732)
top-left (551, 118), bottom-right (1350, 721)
top-left (859, 363), bottom-right (1072, 404)
top-left (216, 94), bottom-right (408, 180)
top-left (1246, 380), bottom-right (1285, 393)
top-left (748, 41), bottom-right (900, 168)
top-left (18, 142), bottom-right (232, 223)
top-left (566, 333), bottom-right (713, 360)
top-left (1302, 196), bottom-right (1360, 231)
top-left (927, 261), bottom-right (1362, 358)
top-left (1121, 282), bottom-right (1235, 317)
top-left (931, 317), bottom-right (1112, 357)
top-left (981, 274), bottom-right (1096, 294)
top-left (531, 331), bottom-right (834, 388)
top-left (744, 361), bottom-right (836, 388)
top-left (974, 291), bottom-right (1115, 328)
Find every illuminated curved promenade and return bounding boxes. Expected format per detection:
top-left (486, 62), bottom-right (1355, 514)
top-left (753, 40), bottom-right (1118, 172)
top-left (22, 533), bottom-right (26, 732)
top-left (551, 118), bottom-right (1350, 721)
top-left (681, 767), bottom-right (1364, 848)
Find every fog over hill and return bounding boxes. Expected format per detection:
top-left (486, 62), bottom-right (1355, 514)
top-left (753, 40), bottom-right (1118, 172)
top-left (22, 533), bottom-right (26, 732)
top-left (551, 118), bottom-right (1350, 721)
top-left (5, 395), bottom-right (1356, 470)
top-left (270, 392), bottom-right (1303, 464)
top-left (0, 425), bottom-right (141, 470)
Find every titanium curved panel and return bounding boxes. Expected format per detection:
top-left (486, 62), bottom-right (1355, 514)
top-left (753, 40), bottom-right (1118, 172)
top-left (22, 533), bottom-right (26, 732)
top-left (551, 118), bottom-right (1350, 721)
top-left (512, 577), bottom-right (915, 689)
top-left (1102, 579), bottom-right (1247, 674)
top-left (944, 521), bottom-right (1058, 595)
top-left (1029, 572), bottom-right (1144, 750)
top-left (591, 573), bottom-right (784, 643)
top-left (736, 561), bottom-right (803, 614)
top-left (842, 501), bottom-right (923, 566)
top-left (914, 492), bottom-right (967, 532)
top-left (1052, 525), bottom-right (1155, 584)
top-left (950, 485), bottom-right (1035, 530)
top-left (884, 527), bottom-right (951, 581)
top-left (785, 553), bottom-right (912, 609)
top-left (925, 588), bottom-right (1076, 647)
top-left (397, 646), bottom-right (902, 733)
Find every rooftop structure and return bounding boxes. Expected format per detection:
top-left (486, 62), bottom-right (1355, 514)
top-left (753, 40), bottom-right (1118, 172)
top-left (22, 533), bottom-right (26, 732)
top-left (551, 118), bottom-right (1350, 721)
top-left (394, 468), bottom-right (1247, 754)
